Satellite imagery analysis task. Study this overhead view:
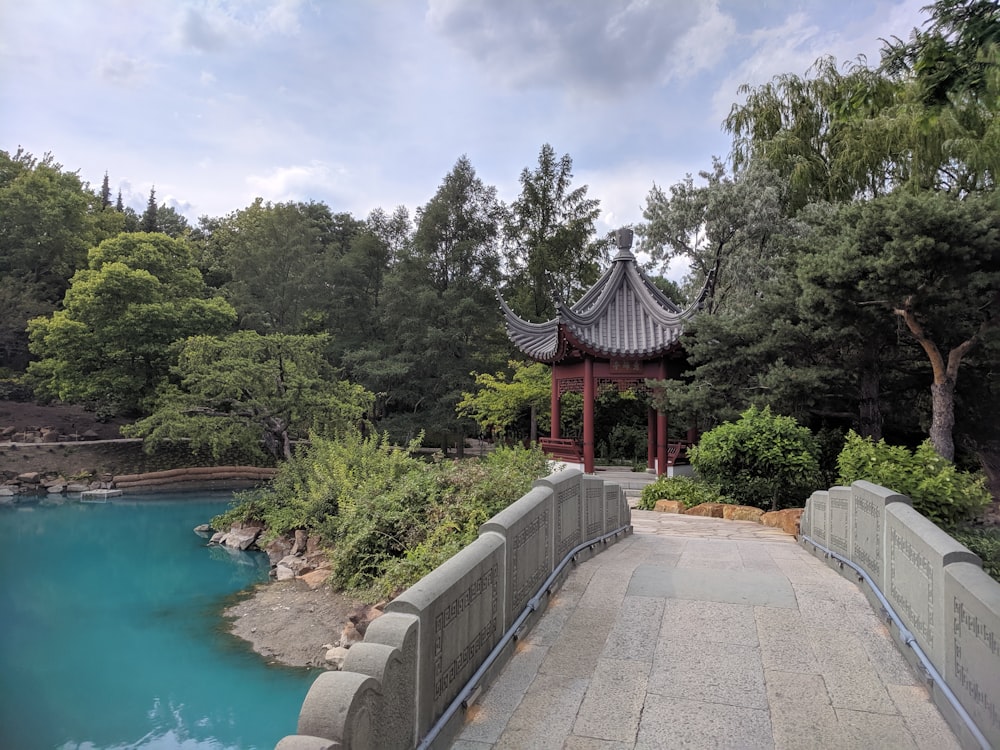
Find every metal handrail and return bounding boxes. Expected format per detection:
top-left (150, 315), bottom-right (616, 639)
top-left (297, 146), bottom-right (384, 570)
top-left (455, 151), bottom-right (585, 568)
top-left (800, 533), bottom-right (990, 750)
top-left (416, 522), bottom-right (632, 750)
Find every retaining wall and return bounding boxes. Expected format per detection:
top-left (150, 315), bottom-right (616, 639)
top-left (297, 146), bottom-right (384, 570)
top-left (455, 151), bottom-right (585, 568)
top-left (275, 467), bottom-right (631, 750)
top-left (800, 481), bottom-right (1000, 749)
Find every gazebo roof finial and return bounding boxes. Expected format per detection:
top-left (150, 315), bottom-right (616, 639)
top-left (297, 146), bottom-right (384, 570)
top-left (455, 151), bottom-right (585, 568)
top-left (614, 227), bottom-right (634, 260)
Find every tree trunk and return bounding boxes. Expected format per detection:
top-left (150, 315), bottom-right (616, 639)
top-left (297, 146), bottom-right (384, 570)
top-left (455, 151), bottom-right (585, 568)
top-left (529, 403), bottom-right (538, 444)
top-left (930, 381), bottom-right (956, 462)
top-left (858, 366), bottom-right (883, 440)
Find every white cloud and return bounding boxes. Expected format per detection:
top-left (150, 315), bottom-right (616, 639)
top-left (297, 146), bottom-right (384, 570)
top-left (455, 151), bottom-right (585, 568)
top-left (245, 162), bottom-right (348, 204)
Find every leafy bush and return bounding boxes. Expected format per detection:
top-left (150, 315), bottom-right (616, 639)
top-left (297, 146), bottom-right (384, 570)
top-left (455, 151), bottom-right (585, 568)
top-left (948, 527), bottom-right (1000, 582)
top-left (687, 405), bottom-right (821, 510)
top-left (213, 434), bottom-right (549, 597)
top-left (837, 431), bottom-right (991, 528)
top-left (638, 475), bottom-right (731, 510)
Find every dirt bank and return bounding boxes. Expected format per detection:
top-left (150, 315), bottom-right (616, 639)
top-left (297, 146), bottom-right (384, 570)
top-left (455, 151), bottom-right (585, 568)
top-left (223, 579), bottom-right (363, 669)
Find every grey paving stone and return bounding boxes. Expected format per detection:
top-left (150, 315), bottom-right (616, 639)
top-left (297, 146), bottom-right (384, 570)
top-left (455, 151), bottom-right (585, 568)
top-left (850, 610), bottom-right (921, 687)
top-left (886, 684), bottom-right (962, 750)
top-left (806, 625), bottom-right (897, 714)
top-left (577, 564), bottom-right (641, 608)
top-left (525, 590), bottom-right (583, 647)
top-left (562, 736), bottom-right (633, 750)
top-left (601, 595), bottom-right (664, 661)
top-left (736, 541), bottom-right (785, 574)
top-left (835, 707), bottom-right (918, 750)
top-left (677, 538), bottom-right (744, 570)
top-left (573, 658), bottom-right (649, 742)
top-left (492, 673), bottom-right (589, 750)
top-left (456, 642), bottom-right (549, 744)
top-left (764, 669), bottom-right (839, 750)
top-left (792, 582), bottom-right (859, 627)
top-left (451, 741), bottom-right (493, 750)
top-left (540, 606), bottom-right (617, 678)
top-left (754, 606), bottom-right (820, 673)
top-left (649, 639), bottom-right (767, 710)
top-left (658, 598), bottom-right (759, 647)
top-left (628, 565), bottom-right (797, 609)
top-left (635, 694), bottom-right (774, 750)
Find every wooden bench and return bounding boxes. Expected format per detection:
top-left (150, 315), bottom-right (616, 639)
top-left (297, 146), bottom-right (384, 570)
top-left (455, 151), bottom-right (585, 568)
top-left (539, 437), bottom-right (585, 463)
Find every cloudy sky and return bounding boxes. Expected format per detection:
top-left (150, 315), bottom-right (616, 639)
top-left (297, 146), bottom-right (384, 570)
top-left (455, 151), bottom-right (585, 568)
top-left (2, 0), bottom-right (928, 235)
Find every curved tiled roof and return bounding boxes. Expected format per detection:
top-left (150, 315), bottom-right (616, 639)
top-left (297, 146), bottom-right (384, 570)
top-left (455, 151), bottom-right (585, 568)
top-left (500, 234), bottom-right (699, 362)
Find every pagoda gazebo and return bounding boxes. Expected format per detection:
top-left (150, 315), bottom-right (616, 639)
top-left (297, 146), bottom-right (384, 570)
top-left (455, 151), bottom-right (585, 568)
top-left (500, 228), bottom-right (700, 475)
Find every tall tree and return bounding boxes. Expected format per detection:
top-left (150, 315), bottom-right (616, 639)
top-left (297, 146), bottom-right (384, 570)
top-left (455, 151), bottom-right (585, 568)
top-left (725, 56), bottom-right (900, 212)
top-left (100, 172), bottom-right (111, 209)
top-left (808, 190), bottom-right (1000, 460)
top-left (27, 233), bottom-right (236, 414)
top-left (141, 186), bottom-right (158, 233)
top-left (639, 160), bottom-right (790, 313)
top-left (365, 156), bottom-right (508, 449)
top-left (207, 199), bottom-right (361, 333)
top-left (505, 144), bottom-right (607, 320)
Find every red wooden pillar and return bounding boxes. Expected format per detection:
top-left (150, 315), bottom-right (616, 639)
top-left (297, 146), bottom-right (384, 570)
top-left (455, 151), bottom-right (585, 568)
top-left (550, 372), bottom-right (561, 440)
top-left (656, 359), bottom-right (668, 475)
top-left (583, 356), bottom-right (595, 473)
top-left (647, 406), bottom-right (656, 471)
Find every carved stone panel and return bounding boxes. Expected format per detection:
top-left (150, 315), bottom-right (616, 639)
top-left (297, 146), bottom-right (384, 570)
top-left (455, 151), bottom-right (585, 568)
top-left (828, 485), bottom-right (852, 559)
top-left (810, 490), bottom-right (830, 548)
top-left (885, 503), bottom-right (981, 667)
top-left (481, 485), bottom-right (554, 630)
top-left (582, 475), bottom-right (605, 541)
top-left (850, 480), bottom-right (911, 591)
top-left (534, 468), bottom-right (583, 562)
top-left (386, 533), bottom-right (504, 738)
top-left (945, 562), bottom-right (1000, 749)
top-left (605, 483), bottom-right (622, 534)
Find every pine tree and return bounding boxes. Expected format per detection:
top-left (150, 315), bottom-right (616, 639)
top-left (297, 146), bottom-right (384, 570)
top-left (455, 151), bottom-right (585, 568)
top-left (115, 189), bottom-right (124, 212)
top-left (141, 186), bottom-right (158, 232)
top-left (100, 172), bottom-right (111, 209)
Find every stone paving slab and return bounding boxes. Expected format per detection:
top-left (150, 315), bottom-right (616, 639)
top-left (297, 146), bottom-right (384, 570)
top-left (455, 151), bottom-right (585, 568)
top-left (450, 509), bottom-right (961, 750)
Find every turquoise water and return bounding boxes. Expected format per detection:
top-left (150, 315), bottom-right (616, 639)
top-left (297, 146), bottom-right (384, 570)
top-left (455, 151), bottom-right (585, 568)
top-left (0, 494), bottom-right (317, 749)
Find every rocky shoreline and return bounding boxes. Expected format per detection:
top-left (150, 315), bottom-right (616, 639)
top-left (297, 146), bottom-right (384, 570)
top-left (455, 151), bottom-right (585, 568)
top-left (209, 522), bottom-right (384, 670)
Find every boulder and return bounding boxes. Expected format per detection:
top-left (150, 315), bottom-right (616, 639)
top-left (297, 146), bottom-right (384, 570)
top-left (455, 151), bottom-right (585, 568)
top-left (684, 502), bottom-right (726, 518)
top-left (193, 523), bottom-right (214, 534)
top-left (290, 529), bottom-right (309, 556)
top-left (324, 645), bottom-right (350, 669)
top-left (0, 487), bottom-right (15, 496)
top-left (66, 483), bottom-right (89, 493)
top-left (761, 508), bottom-right (803, 536)
top-left (298, 568), bottom-right (330, 590)
top-left (224, 523), bottom-right (263, 551)
top-left (81, 430), bottom-right (100, 441)
top-left (722, 505), bottom-right (765, 523)
top-left (47, 484), bottom-right (66, 495)
top-left (1, 426), bottom-right (16, 437)
top-left (40, 430), bottom-right (60, 443)
top-left (653, 499), bottom-right (684, 514)
top-left (16, 472), bottom-right (40, 484)
top-left (275, 554), bottom-right (314, 578)
top-left (264, 536), bottom-right (292, 566)
top-left (339, 622), bottom-right (364, 647)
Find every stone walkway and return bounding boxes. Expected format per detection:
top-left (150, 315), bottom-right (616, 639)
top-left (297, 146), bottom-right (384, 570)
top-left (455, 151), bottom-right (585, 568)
top-left (450, 510), bottom-right (961, 750)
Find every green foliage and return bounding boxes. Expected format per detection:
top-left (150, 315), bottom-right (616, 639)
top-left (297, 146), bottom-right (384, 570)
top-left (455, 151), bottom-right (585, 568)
top-left (457, 361), bottom-right (550, 438)
top-left (214, 435), bottom-right (549, 597)
top-left (836, 431), bottom-right (991, 527)
top-left (948, 527), bottom-right (1000, 582)
top-left (26, 232), bottom-right (236, 414)
top-left (124, 331), bottom-right (372, 461)
top-left (688, 405), bottom-right (821, 510)
top-left (638, 475), bottom-right (731, 510)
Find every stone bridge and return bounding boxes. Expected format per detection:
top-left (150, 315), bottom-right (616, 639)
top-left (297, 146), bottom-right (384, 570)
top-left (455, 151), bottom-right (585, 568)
top-left (276, 470), bottom-right (999, 750)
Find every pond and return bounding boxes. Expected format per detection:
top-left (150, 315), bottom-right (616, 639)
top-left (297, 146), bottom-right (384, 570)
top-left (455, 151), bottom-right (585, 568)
top-left (0, 493), bottom-right (316, 749)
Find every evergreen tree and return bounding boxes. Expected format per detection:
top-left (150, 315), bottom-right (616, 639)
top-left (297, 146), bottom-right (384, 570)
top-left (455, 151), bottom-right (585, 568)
top-left (141, 186), bottom-right (158, 232)
top-left (100, 172), bottom-right (111, 209)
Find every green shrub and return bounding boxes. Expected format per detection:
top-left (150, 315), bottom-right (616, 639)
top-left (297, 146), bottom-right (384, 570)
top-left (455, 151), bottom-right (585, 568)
top-left (836, 431), bottom-right (991, 528)
top-left (213, 435), bottom-right (550, 597)
top-left (638, 475), bottom-right (731, 510)
top-left (948, 527), bottom-right (1000, 582)
top-left (687, 405), bottom-right (821, 510)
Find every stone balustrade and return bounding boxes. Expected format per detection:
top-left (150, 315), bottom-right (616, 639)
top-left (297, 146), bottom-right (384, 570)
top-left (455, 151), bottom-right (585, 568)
top-left (275, 467), bottom-right (631, 750)
top-left (799, 480), bottom-right (1000, 749)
